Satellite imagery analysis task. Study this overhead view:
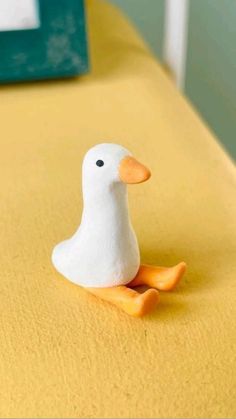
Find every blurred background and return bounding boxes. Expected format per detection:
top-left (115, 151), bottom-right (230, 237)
top-left (1, 0), bottom-right (235, 159)
top-left (111, 0), bottom-right (236, 159)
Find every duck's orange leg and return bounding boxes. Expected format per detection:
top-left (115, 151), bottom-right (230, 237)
top-left (86, 285), bottom-right (159, 317)
top-left (129, 262), bottom-right (186, 291)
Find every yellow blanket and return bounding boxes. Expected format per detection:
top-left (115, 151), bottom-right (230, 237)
top-left (0, 1), bottom-right (235, 417)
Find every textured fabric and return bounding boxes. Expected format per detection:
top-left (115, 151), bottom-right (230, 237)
top-left (0, 0), bottom-right (236, 417)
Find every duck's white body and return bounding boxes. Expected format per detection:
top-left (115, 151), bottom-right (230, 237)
top-left (52, 144), bottom-right (140, 288)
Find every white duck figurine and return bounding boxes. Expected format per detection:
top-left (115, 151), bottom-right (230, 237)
top-left (52, 143), bottom-right (186, 316)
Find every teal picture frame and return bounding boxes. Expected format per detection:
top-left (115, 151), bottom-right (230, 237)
top-left (0, 0), bottom-right (89, 83)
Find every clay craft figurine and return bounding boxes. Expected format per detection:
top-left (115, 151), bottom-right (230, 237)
top-left (52, 143), bottom-right (186, 317)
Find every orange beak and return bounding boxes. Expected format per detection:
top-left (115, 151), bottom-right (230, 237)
top-left (119, 156), bottom-right (151, 184)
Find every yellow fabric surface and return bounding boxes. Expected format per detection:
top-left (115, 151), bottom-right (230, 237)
top-left (0, 1), bottom-right (236, 417)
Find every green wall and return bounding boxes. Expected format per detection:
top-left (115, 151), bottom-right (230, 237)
top-left (110, 0), bottom-right (236, 159)
top-left (185, 0), bottom-right (236, 158)
top-left (110, 0), bottom-right (165, 58)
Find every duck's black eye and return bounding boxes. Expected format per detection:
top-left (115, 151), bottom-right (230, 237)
top-left (96, 160), bottom-right (104, 167)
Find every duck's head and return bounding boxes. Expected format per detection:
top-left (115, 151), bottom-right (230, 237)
top-left (82, 143), bottom-right (151, 191)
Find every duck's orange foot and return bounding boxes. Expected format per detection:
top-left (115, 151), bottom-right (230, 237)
top-left (129, 262), bottom-right (186, 291)
top-left (86, 285), bottom-right (159, 317)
